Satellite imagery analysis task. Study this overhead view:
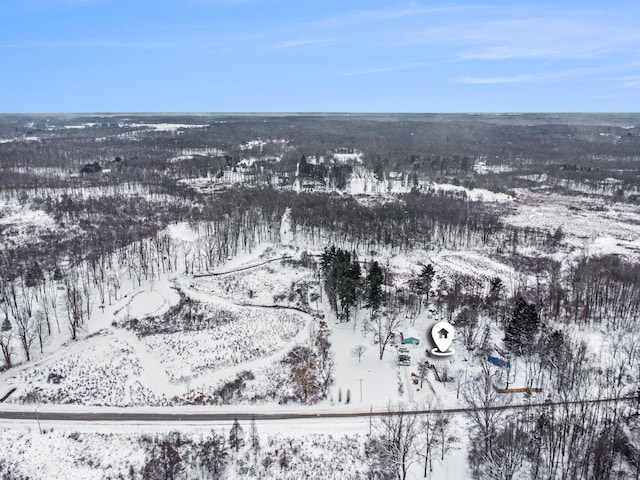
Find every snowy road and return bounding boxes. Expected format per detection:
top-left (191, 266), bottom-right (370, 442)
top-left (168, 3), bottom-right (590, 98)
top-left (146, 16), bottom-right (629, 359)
top-left (0, 395), bottom-right (635, 424)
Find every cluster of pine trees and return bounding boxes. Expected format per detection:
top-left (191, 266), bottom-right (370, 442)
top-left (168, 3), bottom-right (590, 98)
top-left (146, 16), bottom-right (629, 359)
top-left (320, 246), bottom-right (362, 321)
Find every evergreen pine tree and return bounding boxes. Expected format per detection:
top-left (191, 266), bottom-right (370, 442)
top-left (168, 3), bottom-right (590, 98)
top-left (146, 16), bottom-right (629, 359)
top-left (488, 277), bottom-right (503, 303)
top-left (505, 297), bottom-right (539, 354)
top-left (339, 257), bottom-right (361, 321)
top-left (24, 261), bottom-right (44, 288)
top-left (366, 261), bottom-right (384, 312)
top-left (229, 418), bottom-right (245, 452)
top-left (315, 320), bottom-right (332, 361)
top-left (2, 316), bottom-right (11, 332)
top-left (418, 264), bottom-right (436, 305)
top-left (249, 416), bottom-right (260, 453)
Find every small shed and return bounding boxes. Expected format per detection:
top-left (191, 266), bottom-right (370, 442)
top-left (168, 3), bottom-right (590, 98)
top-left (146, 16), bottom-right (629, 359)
top-left (403, 337), bottom-right (420, 345)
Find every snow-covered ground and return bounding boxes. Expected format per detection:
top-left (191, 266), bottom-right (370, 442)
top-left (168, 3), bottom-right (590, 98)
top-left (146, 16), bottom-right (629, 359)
top-left (141, 304), bottom-right (305, 383)
top-left (128, 123), bottom-right (208, 132)
top-left (347, 168), bottom-right (513, 202)
top-left (473, 160), bottom-right (514, 174)
top-left (2, 185), bottom-right (637, 478)
top-left (505, 189), bottom-right (640, 259)
top-left (190, 264), bottom-right (313, 307)
top-left (1, 263), bottom-right (312, 407)
top-left (0, 203), bottom-right (59, 249)
top-left (0, 424), bottom-right (372, 480)
top-left (240, 138), bottom-right (289, 150)
top-left (0, 135), bottom-right (40, 143)
top-left (177, 165), bottom-right (513, 203)
top-left (168, 147), bottom-right (226, 162)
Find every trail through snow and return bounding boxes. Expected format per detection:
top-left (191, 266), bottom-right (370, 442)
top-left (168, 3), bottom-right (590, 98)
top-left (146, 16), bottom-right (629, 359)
top-left (175, 276), bottom-right (313, 390)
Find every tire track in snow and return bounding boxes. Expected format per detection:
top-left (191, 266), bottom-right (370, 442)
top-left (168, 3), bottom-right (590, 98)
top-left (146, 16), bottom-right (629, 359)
top-left (192, 255), bottom-right (291, 278)
top-left (165, 277), bottom-right (314, 391)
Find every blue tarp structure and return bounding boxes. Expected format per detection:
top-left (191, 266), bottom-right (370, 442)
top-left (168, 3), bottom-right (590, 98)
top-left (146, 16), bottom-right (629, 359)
top-left (488, 356), bottom-right (511, 368)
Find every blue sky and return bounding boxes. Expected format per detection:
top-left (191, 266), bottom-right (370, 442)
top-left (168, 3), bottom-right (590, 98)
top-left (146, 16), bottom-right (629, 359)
top-left (1, 0), bottom-right (639, 112)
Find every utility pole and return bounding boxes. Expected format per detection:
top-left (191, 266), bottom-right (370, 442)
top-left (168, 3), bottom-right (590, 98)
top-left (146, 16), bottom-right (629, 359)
top-left (35, 404), bottom-right (42, 434)
top-left (358, 378), bottom-right (364, 403)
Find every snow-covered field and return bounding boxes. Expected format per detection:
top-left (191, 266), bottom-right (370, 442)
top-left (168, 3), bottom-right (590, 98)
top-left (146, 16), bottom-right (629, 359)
top-left (7, 334), bottom-right (163, 406)
top-left (168, 147), bottom-right (226, 162)
top-left (190, 262), bottom-right (315, 307)
top-left (0, 233), bottom-right (463, 411)
top-left (142, 305), bottom-right (306, 382)
top-left (3, 181), bottom-right (639, 478)
top-left (347, 167), bottom-right (513, 202)
top-left (128, 123), bottom-right (208, 132)
top-left (176, 164), bottom-right (514, 202)
top-left (0, 425), bottom-right (370, 480)
top-left (505, 189), bottom-right (640, 259)
top-left (0, 135), bottom-right (40, 143)
top-left (240, 138), bottom-right (289, 150)
top-left (2, 273), bottom-right (309, 406)
top-left (0, 203), bottom-right (60, 249)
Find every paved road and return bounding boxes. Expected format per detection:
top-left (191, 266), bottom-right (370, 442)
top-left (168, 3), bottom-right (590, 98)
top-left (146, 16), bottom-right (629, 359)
top-left (1, 395), bottom-right (635, 423)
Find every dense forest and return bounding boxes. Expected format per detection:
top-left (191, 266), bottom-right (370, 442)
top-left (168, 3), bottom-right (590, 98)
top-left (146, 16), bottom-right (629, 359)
top-left (2, 114), bottom-right (640, 479)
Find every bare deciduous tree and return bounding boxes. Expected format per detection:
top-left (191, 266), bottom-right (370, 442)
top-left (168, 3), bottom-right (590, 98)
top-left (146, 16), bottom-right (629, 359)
top-left (200, 431), bottom-right (228, 477)
top-left (0, 316), bottom-right (13, 368)
top-left (143, 438), bottom-right (183, 480)
top-left (367, 309), bottom-right (404, 360)
top-left (351, 344), bottom-right (367, 362)
top-left (43, 272), bottom-right (61, 333)
top-left (463, 366), bottom-right (509, 454)
top-left (290, 360), bottom-right (320, 403)
top-left (368, 403), bottom-right (421, 480)
top-left (476, 420), bottom-right (529, 480)
top-left (14, 309), bottom-right (35, 362)
top-left (63, 270), bottom-right (84, 341)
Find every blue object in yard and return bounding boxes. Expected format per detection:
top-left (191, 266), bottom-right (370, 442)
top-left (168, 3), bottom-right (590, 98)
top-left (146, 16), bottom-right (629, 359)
top-left (403, 337), bottom-right (420, 345)
top-left (488, 356), bottom-right (511, 368)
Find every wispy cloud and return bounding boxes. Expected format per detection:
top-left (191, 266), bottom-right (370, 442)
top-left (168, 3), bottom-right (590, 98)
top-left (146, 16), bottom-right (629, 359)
top-left (8, 0), bottom-right (103, 7)
top-left (271, 38), bottom-right (338, 50)
top-left (456, 63), bottom-right (640, 85)
top-left (457, 74), bottom-right (538, 85)
top-left (589, 93), bottom-right (624, 100)
top-left (183, 0), bottom-right (256, 6)
top-left (0, 40), bottom-right (172, 50)
top-left (624, 78), bottom-right (640, 88)
top-left (309, 5), bottom-right (462, 30)
top-left (52, 0), bottom-right (100, 4)
top-left (403, 9), bottom-right (640, 61)
top-left (340, 62), bottom-right (425, 77)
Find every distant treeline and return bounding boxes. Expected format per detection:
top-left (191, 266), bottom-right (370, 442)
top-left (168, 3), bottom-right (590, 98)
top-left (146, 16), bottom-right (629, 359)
top-left (2, 114), bottom-right (640, 199)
